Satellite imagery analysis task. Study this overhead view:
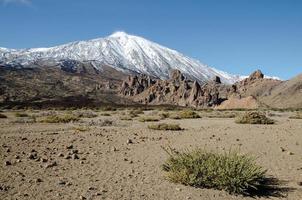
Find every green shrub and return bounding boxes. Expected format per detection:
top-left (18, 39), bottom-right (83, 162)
top-left (148, 123), bottom-right (182, 131)
top-left (235, 112), bottom-right (274, 124)
top-left (0, 113), bottom-right (7, 118)
top-left (178, 110), bottom-right (200, 119)
top-left (41, 115), bottom-right (79, 123)
top-left (138, 116), bottom-right (160, 122)
top-left (15, 112), bottom-right (29, 117)
top-left (162, 148), bottom-right (268, 195)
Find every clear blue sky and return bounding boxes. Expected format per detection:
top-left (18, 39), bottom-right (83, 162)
top-left (0, 0), bottom-right (301, 79)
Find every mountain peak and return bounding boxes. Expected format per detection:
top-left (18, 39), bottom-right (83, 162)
top-left (109, 31), bottom-right (130, 38)
top-left (0, 32), bottom-right (242, 84)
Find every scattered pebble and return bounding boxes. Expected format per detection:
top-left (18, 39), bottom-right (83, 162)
top-left (4, 161), bottom-right (11, 166)
top-left (45, 161), bottom-right (57, 168)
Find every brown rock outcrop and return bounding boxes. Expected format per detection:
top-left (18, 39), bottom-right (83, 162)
top-left (120, 69), bottom-right (225, 108)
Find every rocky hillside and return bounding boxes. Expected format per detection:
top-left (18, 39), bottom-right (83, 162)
top-left (0, 61), bottom-right (132, 108)
top-left (120, 69), bottom-right (302, 109)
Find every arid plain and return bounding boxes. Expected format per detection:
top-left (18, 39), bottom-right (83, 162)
top-left (0, 109), bottom-right (302, 200)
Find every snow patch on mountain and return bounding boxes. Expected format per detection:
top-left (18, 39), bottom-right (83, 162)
top-left (0, 31), bottom-right (243, 84)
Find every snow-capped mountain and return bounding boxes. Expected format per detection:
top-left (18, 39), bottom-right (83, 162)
top-left (0, 31), bottom-right (242, 84)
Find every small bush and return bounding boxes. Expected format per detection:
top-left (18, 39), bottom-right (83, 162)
top-left (99, 113), bottom-right (111, 116)
top-left (138, 116), bottom-right (160, 122)
top-left (15, 112), bottom-right (29, 117)
top-left (120, 116), bottom-right (133, 121)
top-left (162, 148), bottom-right (268, 195)
top-left (169, 114), bottom-right (181, 120)
top-left (235, 112), bottom-right (274, 124)
top-left (178, 110), bottom-right (200, 119)
top-left (148, 123), bottom-right (182, 131)
top-left (88, 119), bottom-right (113, 126)
top-left (159, 112), bottom-right (170, 119)
top-left (73, 110), bottom-right (98, 118)
top-left (12, 117), bottom-right (36, 124)
top-left (100, 106), bottom-right (117, 111)
top-left (0, 113), bottom-right (7, 118)
top-left (207, 112), bottom-right (236, 118)
top-left (129, 109), bottom-right (144, 115)
top-left (74, 126), bottom-right (90, 132)
top-left (41, 115), bottom-right (79, 123)
top-left (289, 112), bottom-right (302, 119)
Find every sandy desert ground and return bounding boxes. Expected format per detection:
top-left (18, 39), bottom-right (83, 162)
top-left (0, 109), bottom-right (302, 200)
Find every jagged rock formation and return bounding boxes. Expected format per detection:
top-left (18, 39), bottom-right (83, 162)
top-left (120, 69), bottom-right (302, 109)
top-left (120, 69), bottom-right (226, 108)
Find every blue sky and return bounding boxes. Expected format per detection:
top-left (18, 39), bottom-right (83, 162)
top-left (0, 0), bottom-right (301, 79)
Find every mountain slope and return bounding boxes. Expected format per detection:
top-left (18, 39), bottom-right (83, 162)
top-left (0, 32), bottom-right (241, 84)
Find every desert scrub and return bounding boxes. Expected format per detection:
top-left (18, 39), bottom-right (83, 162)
top-left (159, 112), bottom-right (170, 119)
top-left (289, 112), bottom-right (302, 119)
top-left (99, 112), bottom-right (111, 116)
top-left (162, 148), bottom-right (268, 195)
top-left (120, 116), bottom-right (133, 121)
top-left (235, 111), bottom-right (274, 124)
top-left (129, 109), bottom-right (144, 115)
top-left (148, 123), bottom-right (182, 131)
top-left (138, 116), bottom-right (160, 122)
top-left (74, 126), bottom-right (90, 132)
top-left (15, 112), bottom-right (29, 117)
top-left (100, 106), bottom-right (117, 111)
top-left (207, 112), bottom-right (236, 118)
top-left (41, 114), bottom-right (79, 123)
top-left (0, 113), bottom-right (7, 118)
top-left (73, 110), bottom-right (98, 118)
top-left (177, 110), bottom-right (200, 119)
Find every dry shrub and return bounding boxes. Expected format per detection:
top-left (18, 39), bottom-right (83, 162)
top-left (73, 110), bottom-right (98, 118)
top-left (15, 112), bottom-right (29, 117)
top-left (148, 123), bottom-right (182, 131)
top-left (0, 113), bottom-right (7, 118)
top-left (138, 116), bottom-right (160, 122)
top-left (235, 112), bottom-right (274, 124)
top-left (179, 110), bottom-right (200, 119)
top-left (289, 112), bottom-right (302, 119)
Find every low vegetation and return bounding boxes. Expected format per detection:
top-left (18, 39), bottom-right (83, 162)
top-left (289, 112), bottom-right (302, 119)
top-left (73, 110), bottom-right (98, 118)
top-left (0, 113), bottom-right (7, 118)
top-left (15, 112), bottom-right (29, 117)
top-left (235, 111), bottom-right (274, 124)
top-left (173, 110), bottom-right (201, 119)
top-left (162, 147), bottom-right (269, 195)
top-left (41, 114), bottom-right (80, 123)
top-left (74, 126), bottom-right (90, 132)
top-left (138, 116), bottom-right (160, 122)
top-left (120, 116), bottom-right (133, 121)
top-left (99, 113), bottom-right (111, 116)
top-left (148, 123), bottom-right (183, 131)
top-left (207, 112), bottom-right (237, 118)
top-left (159, 112), bottom-right (170, 119)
